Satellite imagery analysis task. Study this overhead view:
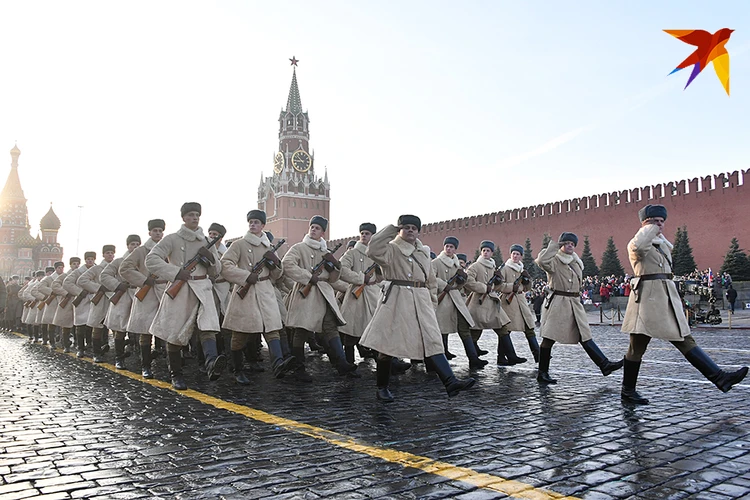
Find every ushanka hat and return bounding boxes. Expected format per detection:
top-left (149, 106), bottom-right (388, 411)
top-left (148, 219), bottom-right (165, 230)
top-left (84, 251), bottom-right (96, 259)
top-left (180, 202), bottom-right (201, 217)
top-left (310, 215), bottom-right (328, 232)
top-left (397, 214), bottom-right (421, 231)
top-left (443, 236), bottom-right (459, 249)
top-left (247, 210), bottom-right (267, 224)
top-left (126, 234), bottom-right (141, 245)
top-left (359, 222), bottom-right (376, 234)
top-left (69, 257), bottom-right (81, 264)
top-left (208, 223), bottom-right (226, 237)
top-left (558, 232), bottom-right (579, 246)
top-left (102, 245), bottom-right (116, 253)
top-left (54, 261), bottom-right (65, 268)
top-left (480, 240), bottom-right (495, 252)
top-left (457, 253), bottom-right (468, 262)
top-left (509, 244), bottom-right (524, 255)
top-left (638, 204), bottom-right (667, 222)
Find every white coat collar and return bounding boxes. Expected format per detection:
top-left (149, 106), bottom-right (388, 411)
top-left (303, 234), bottom-right (327, 252)
top-left (393, 235), bottom-right (430, 257)
top-left (144, 239), bottom-right (157, 251)
top-left (505, 259), bottom-right (523, 272)
top-left (354, 241), bottom-right (368, 254)
top-left (437, 251), bottom-right (459, 268)
top-left (652, 235), bottom-right (674, 251)
top-left (555, 250), bottom-right (584, 269)
top-left (243, 231), bottom-right (271, 248)
top-left (477, 256), bottom-right (495, 268)
top-left (178, 224), bottom-right (206, 242)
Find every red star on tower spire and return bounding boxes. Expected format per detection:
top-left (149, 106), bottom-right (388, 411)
top-left (289, 56), bottom-right (299, 66)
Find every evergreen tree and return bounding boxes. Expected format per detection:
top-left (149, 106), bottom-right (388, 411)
top-left (599, 236), bottom-right (625, 277)
top-left (672, 226), bottom-right (697, 276)
top-left (720, 238), bottom-right (750, 281)
top-left (580, 235), bottom-right (599, 277)
top-left (522, 238), bottom-right (544, 279)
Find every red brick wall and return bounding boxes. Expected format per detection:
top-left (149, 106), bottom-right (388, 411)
top-left (330, 169), bottom-right (749, 271)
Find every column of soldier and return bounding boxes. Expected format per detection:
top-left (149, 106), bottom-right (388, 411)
top-left (4, 202), bottom-right (746, 404)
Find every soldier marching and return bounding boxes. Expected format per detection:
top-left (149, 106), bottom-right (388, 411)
top-left (3, 204), bottom-right (746, 406)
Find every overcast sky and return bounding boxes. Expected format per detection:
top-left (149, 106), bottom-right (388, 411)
top-left (1, 1), bottom-right (748, 256)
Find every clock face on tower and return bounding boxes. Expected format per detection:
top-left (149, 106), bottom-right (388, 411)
top-left (273, 151), bottom-right (285, 174)
top-left (291, 150), bottom-right (312, 173)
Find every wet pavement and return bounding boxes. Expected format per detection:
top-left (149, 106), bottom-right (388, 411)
top-left (2, 325), bottom-right (750, 499)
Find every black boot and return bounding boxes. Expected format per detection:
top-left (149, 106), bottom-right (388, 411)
top-left (62, 328), bottom-right (72, 353)
top-left (357, 344), bottom-right (377, 360)
top-left (327, 336), bottom-right (359, 377)
top-left (41, 325), bottom-right (49, 346)
top-left (202, 338), bottom-right (227, 381)
top-left (168, 350), bottom-right (187, 390)
top-left (537, 347), bottom-right (557, 384)
top-left (268, 339), bottom-right (296, 379)
top-left (499, 334), bottom-right (527, 365)
top-left (472, 331), bottom-right (488, 356)
top-left (292, 346), bottom-right (312, 383)
top-left (232, 349), bottom-right (250, 385)
top-left (426, 354), bottom-right (475, 397)
top-left (443, 335), bottom-right (456, 360)
top-left (92, 334), bottom-right (104, 363)
top-left (85, 328), bottom-right (92, 350)
top-left (140, 343), bottom-right (153, 379)
top-left (621, 359), bottom-right (649, 404)
top-left (114, 338), bottom-right (126, 370)
top-left (582, 340), bottom-right (623, 376)
top-left (461, 336), bottom-right (488, 369)
top-left (684, 347), bottom-right (749, 393)
top-left (376, 356), bottom-right (394, 402)
top-left (76, 330), bottom-right (86, 358)
top-left (244, 335), bottom-right (265, 373)
top-left (390, 357), bottom-right (412, 375)
top-left (279, 332), bottom-right (292, 359)
top-left (527, 335), bottom-right (540, 363)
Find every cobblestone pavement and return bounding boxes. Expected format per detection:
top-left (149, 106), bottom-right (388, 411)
top-left (2, 326), bottom-right (750, 499)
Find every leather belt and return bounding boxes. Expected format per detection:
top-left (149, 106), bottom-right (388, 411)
top-left (186, 275), bottom-right (208, 281)
top-left (383, 280), bottom-right (426, 305)
top-left (552, 290), bottom-right (579, 297)
top-left (637, 273), bottom-right (673, 281)
top-left (390, 280), bottom-right (426, 288)
top-left (215, 278), bottom-right (227, 284)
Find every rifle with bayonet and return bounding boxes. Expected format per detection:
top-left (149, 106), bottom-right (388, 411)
top-left (299, 243), bottom-right (343, 298)
top-left (236, 238), bottom-right (285, 299)
top-left (351, 262), bottom-right (381, 299)
top-left (437, 268), bottom-right (467, 304)
top-left (165, 235), bottom-right (222, 300)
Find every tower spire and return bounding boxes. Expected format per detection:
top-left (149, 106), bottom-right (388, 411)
top-left (286, 67), bottom-right (303, 114)
top-left (2, 143), bottom-right (26, 201)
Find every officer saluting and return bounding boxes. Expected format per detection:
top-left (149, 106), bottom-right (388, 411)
top-left (360, 215), bottom-right (475, 402)
top-left (621, 204), bottom-right (748, 404)
top-left (535, 232), bottom-right (623, 384)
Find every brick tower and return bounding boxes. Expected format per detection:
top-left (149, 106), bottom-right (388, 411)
top-left (257, 58), bottom-right (330, 254)
top-left (0, 144), bottom-right (35, 278)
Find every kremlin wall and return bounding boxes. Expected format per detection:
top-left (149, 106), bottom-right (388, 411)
top-left (330, 169), bottom-right (749, 272)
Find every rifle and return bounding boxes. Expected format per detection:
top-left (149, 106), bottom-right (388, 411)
top-left (59, 294), bottom-right (72, 308)
top-left (299, 243), bottom-right (343, 298)
top-left (134, 274), bottom-right (159, 302)
top-left (478, 264), bottom-right (504, 305)
top-left (72, 290), bottom-right (88, 307)
top-left (110, 286), bottom-right (127, 306)
top-left (91, 288), bottom-right (107, 306)
top-left (351, 262), bottom-right (380, 299)
top-left (506, 271), bottom-right (531, 304)
top-left (165, 235), bottom-right (222, 300)
top-left (236, 238), bottom-right (286, 299)
top-left (37, 300), bottom-right (46, 310)
top-left (45, 293), bottom-right (56, 306)
top-left (437, 268), bottom-right (467, 304)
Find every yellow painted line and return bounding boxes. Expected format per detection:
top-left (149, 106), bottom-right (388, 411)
top-left (6, 331), bottom-right (579, 500)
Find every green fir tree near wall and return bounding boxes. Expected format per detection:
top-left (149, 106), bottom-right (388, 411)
top-left (599, 236), bottom-right (625, 277)
top-left (581, 236), bottom-right (599, 278)
top-left (720, 238), bottom-right (750, 281)
top-left (672, 226), bottom-right (697, 276)
top-left (523, 238), bottom-right (545, 279)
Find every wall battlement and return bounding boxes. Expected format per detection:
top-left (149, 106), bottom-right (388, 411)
top-left (331, 169), bottom-right (749, 271)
